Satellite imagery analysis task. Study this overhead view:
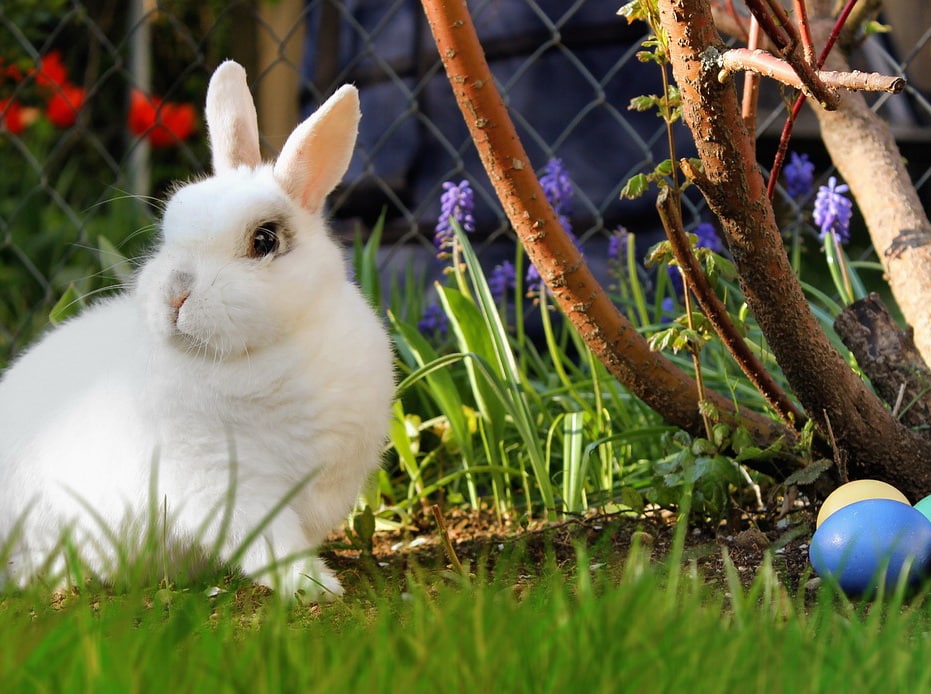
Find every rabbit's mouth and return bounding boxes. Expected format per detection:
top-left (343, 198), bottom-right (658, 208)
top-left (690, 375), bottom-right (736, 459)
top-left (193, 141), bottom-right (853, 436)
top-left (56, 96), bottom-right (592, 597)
top-left (168, 323), bottom-right (249, 362)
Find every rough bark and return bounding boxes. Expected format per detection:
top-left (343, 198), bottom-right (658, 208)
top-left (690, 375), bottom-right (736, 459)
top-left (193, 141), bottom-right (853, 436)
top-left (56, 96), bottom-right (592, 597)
top-left (418, 0), bottom-right (797, 463)
top-left (834, 294), bottom-right (931, 432)
top-left (658, 0), bottom-right (931, 499)
top-left (809, 18), bottom-right (931, 369)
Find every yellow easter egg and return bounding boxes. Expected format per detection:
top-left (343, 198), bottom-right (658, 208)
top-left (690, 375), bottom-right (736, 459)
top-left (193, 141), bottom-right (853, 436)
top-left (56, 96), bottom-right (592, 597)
top-left (816, 479), bottom-right (910, 528)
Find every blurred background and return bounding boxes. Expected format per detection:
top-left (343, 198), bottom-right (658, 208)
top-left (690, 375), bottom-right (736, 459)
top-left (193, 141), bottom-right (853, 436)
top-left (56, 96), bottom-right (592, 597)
top-left (0, 0), bottom-right (929, 364)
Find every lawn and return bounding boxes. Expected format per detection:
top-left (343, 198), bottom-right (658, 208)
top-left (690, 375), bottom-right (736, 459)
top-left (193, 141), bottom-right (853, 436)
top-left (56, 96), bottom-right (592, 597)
top-left (3, 509), bottom-right (931, 692)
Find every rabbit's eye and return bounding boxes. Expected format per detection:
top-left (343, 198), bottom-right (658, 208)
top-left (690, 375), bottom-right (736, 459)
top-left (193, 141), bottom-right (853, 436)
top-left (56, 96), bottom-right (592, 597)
top-left (250, 222), bottom-right (281, 258)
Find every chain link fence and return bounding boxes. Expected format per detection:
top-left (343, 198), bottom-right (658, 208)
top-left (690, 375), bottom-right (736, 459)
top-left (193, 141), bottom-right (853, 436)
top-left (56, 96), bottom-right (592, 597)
top-left (1, 0), bottom-right (930, 364)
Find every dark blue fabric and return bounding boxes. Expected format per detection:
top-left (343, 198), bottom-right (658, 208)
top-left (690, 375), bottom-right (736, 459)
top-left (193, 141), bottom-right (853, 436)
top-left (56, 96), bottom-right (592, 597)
top-left (300, 0), bottom-right (693, 236)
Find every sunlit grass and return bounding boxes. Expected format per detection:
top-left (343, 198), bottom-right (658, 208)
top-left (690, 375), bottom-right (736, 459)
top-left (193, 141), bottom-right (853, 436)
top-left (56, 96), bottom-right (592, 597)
top-left (4, 535), bottom-right (931, 691)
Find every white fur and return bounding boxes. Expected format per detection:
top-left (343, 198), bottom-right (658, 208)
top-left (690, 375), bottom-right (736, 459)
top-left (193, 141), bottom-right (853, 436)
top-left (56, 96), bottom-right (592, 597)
top-left (0, 61), bottom-right (394, 600)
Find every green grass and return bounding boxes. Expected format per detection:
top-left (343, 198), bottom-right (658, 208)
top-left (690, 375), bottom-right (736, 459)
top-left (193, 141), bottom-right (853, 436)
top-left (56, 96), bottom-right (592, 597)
top-left (4, 539), bottom-right (931, 692)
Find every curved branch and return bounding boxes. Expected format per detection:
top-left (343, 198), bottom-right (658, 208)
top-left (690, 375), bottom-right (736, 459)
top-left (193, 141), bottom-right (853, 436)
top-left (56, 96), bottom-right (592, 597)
top-left (656, 187), bottom-right (806, 428)
top-left (658, 0), bottom-right (931, 499)
top-left (418, 0), bottom-right (796, 459)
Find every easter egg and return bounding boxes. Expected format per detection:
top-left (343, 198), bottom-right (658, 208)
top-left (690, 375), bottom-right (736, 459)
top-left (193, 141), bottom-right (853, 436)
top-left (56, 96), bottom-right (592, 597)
top-left (815, 479), bottom-right (909, 528)
top-left (914, 494), bottom-right (931, 523)
top-left (809, 498), bottom-right (931, 596)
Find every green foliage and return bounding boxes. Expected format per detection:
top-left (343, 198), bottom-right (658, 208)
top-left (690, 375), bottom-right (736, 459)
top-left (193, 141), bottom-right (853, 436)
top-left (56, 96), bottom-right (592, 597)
top-left (4, 539), bottom-right (931, 690)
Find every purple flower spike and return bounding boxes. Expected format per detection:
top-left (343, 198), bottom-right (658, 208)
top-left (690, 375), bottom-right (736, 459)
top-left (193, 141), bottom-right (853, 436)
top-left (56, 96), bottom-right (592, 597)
top-left (693, 222), bottom-right (723, 254)
top-left (813, 176), bottom-right (853, 244)
top-left (434, 180), bottom-right (476, 256)
top-left (783, 151), bottom-right (815, 200)
top-left (525, 262), bottom-right (543, 298)
top-left (608, 227), bottom-right (628, 262)
top-left (418, 303), bottom-right (448, 336)
top-left (540, 158), bottom-right (573, 232)
top-left (488, 261), bottom-right (516, 303)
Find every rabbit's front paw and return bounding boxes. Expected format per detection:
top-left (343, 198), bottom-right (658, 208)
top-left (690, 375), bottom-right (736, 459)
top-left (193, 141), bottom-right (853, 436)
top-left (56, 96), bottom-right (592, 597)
top-left (255, 555), bottom-right (343, 603)
top-left (292, 556), bottom-right (344, 603)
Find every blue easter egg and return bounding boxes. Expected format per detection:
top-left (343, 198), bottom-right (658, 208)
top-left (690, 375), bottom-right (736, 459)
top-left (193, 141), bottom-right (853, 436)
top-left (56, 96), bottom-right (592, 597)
top-left (809, 498), bottom-right (931, 595)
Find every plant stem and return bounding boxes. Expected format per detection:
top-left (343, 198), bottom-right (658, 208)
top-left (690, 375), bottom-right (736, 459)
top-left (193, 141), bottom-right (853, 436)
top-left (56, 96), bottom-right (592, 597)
top-left (432, 503), bottom-right (465, 576)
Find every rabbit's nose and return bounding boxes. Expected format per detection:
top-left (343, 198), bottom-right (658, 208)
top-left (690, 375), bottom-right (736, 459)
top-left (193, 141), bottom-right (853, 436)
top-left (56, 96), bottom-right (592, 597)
top-left (168, 291), bottom-right (190, 310)
top-left (167, 270), bottom-right (194, 308)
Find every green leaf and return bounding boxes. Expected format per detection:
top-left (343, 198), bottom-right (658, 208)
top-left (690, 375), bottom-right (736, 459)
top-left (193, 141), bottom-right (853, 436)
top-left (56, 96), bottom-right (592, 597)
top-left (618, 486), bottom-right (645, 515)
top-left (49, 283), bottom-right (83, 326)
top-left (353, 209), bottom-right (385, 311)
top-left (451, 222), bottom-right (557, 518)
top-left (863, 20), bottom-right (891, 35)
top-left (629, 95), bottom-right (659, 112)
top-left (782, 458), bottom-right (833, 487)
top-left (620, 173), bottom-right (650, 200)
top-left (653, 159), bottom-right (674, 177)
top-left (704, 252), bottom-right (737, 282)
top-left (647, 327), bottom-right (678, 353)
top-left (617, 0), bottom-right (649, 22)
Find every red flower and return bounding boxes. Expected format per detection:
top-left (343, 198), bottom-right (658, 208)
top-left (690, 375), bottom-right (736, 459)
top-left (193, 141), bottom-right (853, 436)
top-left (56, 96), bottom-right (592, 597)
top-left (129, 89), bottom-right (196, 148)
top-left (0, 98), bottom-right (27, 135)
top-left (35, 51), bottom-right (68, 88)
top-left (0, 57), bottom-right (23, 85)
top-left (46, 83), bottom-right (85, 128)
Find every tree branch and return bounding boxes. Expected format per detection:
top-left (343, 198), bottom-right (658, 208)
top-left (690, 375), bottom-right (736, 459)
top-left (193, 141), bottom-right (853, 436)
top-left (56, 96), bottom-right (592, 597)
top-left (743, 0), bottom-right (839, 108)
top-left (418, 0), bottom-right (797, 461)
top-left (656, 187), bottom-right (806, 428)
top-left (658, 0), bottom-right (931, 499)
top-left (720, 48), bottom-right (905, 94)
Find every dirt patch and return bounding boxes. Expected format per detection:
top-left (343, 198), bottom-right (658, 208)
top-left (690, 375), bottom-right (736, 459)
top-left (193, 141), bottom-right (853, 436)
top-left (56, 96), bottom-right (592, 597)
top-left (324, 505), bottom-right (816, 594)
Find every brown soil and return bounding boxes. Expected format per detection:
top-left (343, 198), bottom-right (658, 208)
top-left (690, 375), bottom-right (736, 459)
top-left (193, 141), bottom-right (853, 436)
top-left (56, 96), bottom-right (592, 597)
top-left (323, 504), bottom-right (816, 594)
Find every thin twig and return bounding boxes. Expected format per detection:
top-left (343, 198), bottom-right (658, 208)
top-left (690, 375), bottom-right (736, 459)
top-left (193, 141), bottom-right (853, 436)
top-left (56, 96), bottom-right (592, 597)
top-left (744, 0), bottom-right (839, 108)
top-left (740, 17), bottom-right (762, 135)
top-left (792, 0), bottom-right (816, 67)
top-left (657, 185), bottom-right (806, 429)
top-left (892, 382), bottom-right (907, 419)
top-left (767, 0), bottom-right (861, 198)
top-left (722, 49), bottom-right (904, 94)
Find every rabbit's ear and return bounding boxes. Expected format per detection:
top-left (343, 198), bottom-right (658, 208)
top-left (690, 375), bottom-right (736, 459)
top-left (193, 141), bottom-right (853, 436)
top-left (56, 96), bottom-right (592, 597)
top-left (206, 60), bottom-right (261, 173)
top-left (273, 85), bottom-right (360, 213)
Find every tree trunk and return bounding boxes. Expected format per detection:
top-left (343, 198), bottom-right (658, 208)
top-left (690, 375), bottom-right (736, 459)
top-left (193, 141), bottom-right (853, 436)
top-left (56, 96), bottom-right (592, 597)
top-left (809, 18), bottom-right (931, 368)
top-left (658, 0), bottom-right (931, 499)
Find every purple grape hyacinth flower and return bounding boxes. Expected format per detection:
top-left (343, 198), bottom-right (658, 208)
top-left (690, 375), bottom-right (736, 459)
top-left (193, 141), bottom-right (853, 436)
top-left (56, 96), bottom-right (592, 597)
top-left (539, 157), bottom-right (573, 232)
top-left (418, 303), bottom-right (448, 336)
top-left (693, 221), bottom-right (723, 254)
top-left (488, 261), bottom-right (516, 303)
top-left (608, 227), bottom-right (627, 262)
top-left (526, 158), bottom-right (581, 297)
top-left (434, 180), bottom-right (476, 257)
top-left (813, 176), bottom-right (853, 244)
top-left (783, 151), bottom-right (815, 200)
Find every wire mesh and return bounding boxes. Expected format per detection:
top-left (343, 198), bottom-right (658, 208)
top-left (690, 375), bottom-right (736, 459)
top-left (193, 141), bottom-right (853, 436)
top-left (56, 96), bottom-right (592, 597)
top-left (0, 0), bottom-right (929, 363)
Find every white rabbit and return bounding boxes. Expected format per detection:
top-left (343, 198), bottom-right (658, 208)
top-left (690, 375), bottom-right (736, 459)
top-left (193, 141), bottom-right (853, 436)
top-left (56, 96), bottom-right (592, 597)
top-left (0, 61), bottom-right (395, 600)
